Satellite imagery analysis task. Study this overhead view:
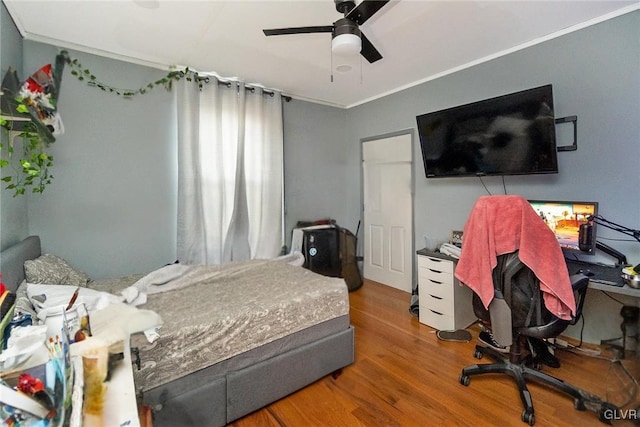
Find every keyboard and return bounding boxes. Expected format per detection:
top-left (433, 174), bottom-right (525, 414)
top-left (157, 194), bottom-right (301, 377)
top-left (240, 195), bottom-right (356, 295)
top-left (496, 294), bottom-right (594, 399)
top-left (565, 259), bottom-right (624, 287)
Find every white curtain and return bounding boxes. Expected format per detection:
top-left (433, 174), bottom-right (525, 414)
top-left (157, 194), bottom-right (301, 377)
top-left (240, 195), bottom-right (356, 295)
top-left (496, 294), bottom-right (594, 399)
top-left (176, 77), bottom-right (284, 265)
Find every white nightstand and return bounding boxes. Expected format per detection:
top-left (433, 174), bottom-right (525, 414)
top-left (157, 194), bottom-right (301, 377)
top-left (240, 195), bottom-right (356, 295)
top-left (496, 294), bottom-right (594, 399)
top-left (417, 249), bottom-right (476, 331)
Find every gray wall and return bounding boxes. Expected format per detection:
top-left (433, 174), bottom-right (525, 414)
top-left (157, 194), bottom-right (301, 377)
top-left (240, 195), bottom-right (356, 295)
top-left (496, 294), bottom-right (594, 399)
top-left (345, 11), bottom-right (640, 344)
top-left (283, 99), bottom-right (349, 245)
top-left (23, 43), bottom-right (178, 279)
top-left (0, 1), bottom-right (27, 250)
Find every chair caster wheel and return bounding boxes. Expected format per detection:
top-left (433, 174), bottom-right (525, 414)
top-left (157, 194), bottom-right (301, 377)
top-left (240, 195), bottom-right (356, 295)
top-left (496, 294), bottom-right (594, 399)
top-left (521, 409), bottom-right (535, 425)
top-left (473, 349), bottom-right (483, 359)
top-left (459, 373), bottom-right (470, 386)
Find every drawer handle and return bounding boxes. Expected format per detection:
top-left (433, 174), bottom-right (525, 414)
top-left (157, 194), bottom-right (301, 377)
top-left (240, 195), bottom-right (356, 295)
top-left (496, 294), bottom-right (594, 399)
top-left (428, 268), bottom-right (443, 273)
top-left (429, 279), bottom-right (443, 285)
top-left (429, 309), bottom-right (443, 315)
top-left (429, 294), bottom-right (442, 300)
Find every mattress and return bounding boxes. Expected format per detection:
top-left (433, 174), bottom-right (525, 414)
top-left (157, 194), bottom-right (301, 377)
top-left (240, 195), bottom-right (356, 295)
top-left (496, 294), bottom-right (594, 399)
top-left (90, 260), bottom-right (350, 392)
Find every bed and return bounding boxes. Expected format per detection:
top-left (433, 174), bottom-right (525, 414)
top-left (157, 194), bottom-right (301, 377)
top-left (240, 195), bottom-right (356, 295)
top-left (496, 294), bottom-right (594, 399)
top-left (1, 236), bottom-right (355, 426)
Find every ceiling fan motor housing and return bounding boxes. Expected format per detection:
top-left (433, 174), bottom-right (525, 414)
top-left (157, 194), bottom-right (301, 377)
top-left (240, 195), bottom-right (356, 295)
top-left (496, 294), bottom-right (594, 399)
top-left (332, 18), bottom-right (360, 38)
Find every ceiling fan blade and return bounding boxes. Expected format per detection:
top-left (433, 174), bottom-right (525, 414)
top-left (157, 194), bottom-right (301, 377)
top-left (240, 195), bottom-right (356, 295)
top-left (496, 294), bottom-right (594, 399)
top-left (346, 0), bottom-right (389, 25)
top-left (360, 32), bottom-right (382, 63)
top-left (263, 26), bottom-right (333, 36)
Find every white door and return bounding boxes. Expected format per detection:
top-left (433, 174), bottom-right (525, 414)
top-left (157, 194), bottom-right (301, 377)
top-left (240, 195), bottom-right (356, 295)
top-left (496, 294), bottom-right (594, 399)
top-left (362, 133), bottom-right (413, 293)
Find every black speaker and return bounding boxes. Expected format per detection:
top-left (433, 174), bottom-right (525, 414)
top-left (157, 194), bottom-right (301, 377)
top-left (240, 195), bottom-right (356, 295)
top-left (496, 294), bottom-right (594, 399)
top-left (578, 223), bottom-right (594, 253)
top-left (303, 227), bottom-right (341, 277)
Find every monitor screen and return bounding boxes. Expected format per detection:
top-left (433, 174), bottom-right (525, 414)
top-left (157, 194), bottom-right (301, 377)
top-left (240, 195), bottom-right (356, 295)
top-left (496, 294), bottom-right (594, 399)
top-left (416, 85), bottom-right (558, 178)
top-left (528, 200), bottom-right (598, 254)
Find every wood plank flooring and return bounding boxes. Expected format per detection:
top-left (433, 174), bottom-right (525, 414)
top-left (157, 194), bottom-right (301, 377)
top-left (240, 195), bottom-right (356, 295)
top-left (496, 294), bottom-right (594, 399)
top-left (230, 280), bottom-right (639, 426)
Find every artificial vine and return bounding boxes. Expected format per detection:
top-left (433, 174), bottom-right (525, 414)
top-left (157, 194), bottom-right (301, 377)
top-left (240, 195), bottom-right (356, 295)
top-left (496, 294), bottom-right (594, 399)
top-left (0, 51), bottom-right (204, 197)
top-left (59, 50), bottom-right (201, 97)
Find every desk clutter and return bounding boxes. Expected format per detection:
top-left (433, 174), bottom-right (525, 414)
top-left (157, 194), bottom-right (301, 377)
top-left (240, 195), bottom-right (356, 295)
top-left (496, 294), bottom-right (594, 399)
top-left (622, 266), bottom-right (640, 288)
top-left (0, 288), bottom-right (125, 427)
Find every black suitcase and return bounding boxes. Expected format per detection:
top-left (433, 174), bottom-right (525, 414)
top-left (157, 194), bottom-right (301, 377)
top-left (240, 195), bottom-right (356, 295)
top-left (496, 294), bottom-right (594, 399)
top-left (303, 226), bottom-right (341, 277)
top-left (302, 225), bottom-right (363, 291)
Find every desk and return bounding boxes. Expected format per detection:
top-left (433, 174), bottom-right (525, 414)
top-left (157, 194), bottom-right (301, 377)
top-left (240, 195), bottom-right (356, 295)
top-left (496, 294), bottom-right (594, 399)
top-left (588, 281), bottom-right (640, 298)
top-left (566, 259), bottom-right (640, 298)
top-left (0, 339), bottom-right (140, 426)
top-left (103, 339), bottom-right (140, 427)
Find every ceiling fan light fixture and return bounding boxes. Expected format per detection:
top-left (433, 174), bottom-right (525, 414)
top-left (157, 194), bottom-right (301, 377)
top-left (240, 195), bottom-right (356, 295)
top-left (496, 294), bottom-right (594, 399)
top-left (332, 33), bottom-right (361, 56)
top-left (332, 17), bottom-right (361, 57)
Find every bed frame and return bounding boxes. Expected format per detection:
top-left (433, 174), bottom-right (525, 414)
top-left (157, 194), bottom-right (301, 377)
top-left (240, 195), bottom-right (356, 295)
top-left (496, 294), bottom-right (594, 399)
top-left (0, 236), bottom-right (355, 426)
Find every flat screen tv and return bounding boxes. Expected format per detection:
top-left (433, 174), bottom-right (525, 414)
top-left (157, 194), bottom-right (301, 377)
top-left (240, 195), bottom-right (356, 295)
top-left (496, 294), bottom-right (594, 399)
top-left (416, 85), bottom-right (558, 178)
top-left (528, 200), bottom-right (598, 255)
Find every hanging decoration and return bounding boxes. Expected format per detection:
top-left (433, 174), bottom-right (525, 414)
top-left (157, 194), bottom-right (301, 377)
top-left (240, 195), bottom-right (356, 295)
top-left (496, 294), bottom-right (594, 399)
top-left (58, 50), bottom-right (199, 97)
top-left (0, 64), bottom-right (58, 196)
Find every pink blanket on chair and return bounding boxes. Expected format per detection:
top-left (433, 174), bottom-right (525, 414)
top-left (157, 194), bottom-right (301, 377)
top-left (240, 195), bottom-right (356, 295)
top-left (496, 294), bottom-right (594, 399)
top-left (454, 195), bottom-right (576, 320)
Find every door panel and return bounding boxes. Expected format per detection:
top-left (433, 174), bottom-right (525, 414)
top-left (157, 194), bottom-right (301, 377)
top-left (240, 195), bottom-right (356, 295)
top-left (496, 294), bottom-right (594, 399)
top-left (390, 226), bottom-right (405, 273)
top-left (370, 224), bottom-right (384, 268)
top-left (362, 133), bottom-right (413, 293)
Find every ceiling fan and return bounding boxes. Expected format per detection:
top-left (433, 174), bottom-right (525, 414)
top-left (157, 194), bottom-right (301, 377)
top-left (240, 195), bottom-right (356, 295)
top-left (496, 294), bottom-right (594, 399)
top-left (263, 0), bottom-right (389, 64)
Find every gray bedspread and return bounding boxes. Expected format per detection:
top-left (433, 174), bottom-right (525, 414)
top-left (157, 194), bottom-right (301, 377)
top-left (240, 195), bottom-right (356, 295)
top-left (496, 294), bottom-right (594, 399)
top-left (91, 260), bottom-right (349, 392)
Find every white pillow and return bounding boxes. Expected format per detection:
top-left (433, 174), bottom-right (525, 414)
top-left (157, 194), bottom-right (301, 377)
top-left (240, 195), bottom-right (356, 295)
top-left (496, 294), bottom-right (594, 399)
top-left (26, 283), bottom-right (121, 316)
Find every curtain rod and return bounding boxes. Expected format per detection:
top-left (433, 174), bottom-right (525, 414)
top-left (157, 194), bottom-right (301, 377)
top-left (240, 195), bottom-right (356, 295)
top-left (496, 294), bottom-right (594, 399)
top-left (195, 76), bottom-right (291, 102)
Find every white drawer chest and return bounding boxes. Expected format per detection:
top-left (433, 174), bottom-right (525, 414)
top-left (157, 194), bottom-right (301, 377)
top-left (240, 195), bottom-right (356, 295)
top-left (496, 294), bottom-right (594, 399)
top-left (417, 249), bottom-right (476, 331)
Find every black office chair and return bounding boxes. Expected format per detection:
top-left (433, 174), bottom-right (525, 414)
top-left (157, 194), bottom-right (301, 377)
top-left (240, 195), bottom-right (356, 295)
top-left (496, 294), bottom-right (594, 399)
top-left (458, 251), bottom-right (618, 425)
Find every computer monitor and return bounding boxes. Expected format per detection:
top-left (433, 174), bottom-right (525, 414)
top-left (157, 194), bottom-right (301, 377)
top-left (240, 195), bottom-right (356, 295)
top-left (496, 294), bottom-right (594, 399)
top-left (528, 200), bottom-right (598, 255)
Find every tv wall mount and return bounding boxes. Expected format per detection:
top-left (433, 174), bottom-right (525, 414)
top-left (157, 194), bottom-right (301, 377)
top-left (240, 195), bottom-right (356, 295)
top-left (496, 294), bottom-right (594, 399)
top-left (555, 115), bottom-right (577, 152)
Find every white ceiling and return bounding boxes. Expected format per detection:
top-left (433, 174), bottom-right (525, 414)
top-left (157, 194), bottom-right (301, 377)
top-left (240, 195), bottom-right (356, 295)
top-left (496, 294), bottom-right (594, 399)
top-left (4, 0), bottom-right (639, 108)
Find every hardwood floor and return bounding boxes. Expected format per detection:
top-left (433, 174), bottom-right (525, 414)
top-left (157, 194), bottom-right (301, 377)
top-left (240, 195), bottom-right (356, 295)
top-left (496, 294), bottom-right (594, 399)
top-left (230, 280), bottom-right (639, 426)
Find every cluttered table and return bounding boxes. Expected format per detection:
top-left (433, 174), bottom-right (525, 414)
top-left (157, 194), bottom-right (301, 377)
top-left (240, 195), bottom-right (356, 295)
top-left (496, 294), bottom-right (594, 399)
top-left (0, 317), bottom-right (141, 426)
